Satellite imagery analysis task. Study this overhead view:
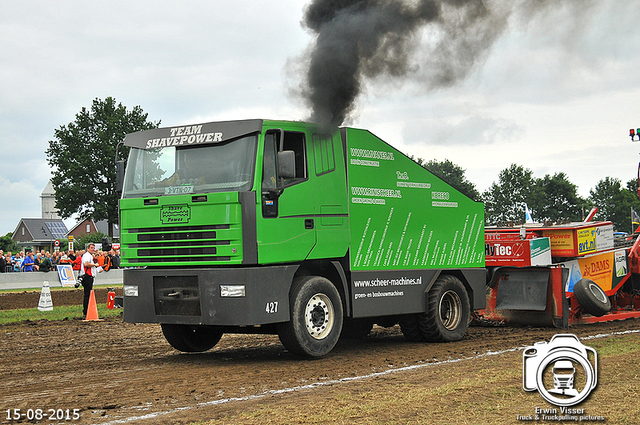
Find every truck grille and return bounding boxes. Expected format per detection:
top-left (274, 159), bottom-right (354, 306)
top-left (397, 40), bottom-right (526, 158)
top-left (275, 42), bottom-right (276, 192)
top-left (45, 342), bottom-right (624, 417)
top-left (126, 224), bottom-right (234, 263)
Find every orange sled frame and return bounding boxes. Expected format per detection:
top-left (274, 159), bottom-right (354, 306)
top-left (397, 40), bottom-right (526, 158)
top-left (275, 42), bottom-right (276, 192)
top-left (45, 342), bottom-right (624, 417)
top-left (477, 231), bottom-right (640, 328)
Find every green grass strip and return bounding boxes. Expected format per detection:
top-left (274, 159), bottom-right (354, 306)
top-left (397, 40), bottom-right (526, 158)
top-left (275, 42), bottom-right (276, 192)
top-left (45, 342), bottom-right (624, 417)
top-left (0, 304), bottom-right (122, 325)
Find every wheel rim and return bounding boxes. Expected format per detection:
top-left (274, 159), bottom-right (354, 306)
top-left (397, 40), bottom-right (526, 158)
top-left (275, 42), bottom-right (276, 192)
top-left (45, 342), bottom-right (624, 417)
top-left (304, 293), bottom-right (334, 340)
top-left (439, 289), bottom-right (463, 330)
top-left (588, 282), bottom-right (608, 304)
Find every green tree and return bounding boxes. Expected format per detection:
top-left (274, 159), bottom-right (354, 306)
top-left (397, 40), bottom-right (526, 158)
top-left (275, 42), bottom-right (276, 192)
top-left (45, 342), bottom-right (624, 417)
top-left (627, 178), bottom-right (639, 198)
top-left (55, 238), bottom-right (69, 253)
top-left (423, 159), bottom-right (481, 202)
top-left (482, 164), bottom-right (536, 224)
top-left (589, 177), bottom-right (640, 232)
top-left (74, 232), bottom-right (108, 252)
top-left (0, 233), bottom-right (20, 253)
top-left (46, 97), bottom-right (159, 237)
top-left (413, 158), bottom-right (481, 201)
top-left (530, 172), bottom-right (585, 223)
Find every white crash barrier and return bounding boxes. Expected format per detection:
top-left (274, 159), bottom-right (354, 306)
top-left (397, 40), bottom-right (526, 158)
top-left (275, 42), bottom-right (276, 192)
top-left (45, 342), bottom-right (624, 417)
top-left (0, 269), bottom-right (124, 290)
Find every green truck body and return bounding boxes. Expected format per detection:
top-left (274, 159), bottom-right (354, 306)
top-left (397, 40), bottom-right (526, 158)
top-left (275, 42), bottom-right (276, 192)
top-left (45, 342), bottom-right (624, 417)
top-left (120, 119), bottom-right (486, 356)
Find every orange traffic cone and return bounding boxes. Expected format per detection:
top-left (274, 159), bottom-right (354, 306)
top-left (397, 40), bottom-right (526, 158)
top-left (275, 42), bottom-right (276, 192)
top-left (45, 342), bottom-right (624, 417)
top-left (83, 290), bottom-right (103, 322)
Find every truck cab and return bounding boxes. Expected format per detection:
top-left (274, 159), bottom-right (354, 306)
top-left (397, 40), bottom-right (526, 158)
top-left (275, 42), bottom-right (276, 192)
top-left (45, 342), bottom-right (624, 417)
top-left (120, 119), bottom-right (486, 357)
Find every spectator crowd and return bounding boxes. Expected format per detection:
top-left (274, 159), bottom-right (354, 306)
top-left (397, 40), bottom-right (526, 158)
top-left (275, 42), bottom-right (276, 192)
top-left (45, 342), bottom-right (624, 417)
top-left (0, 248), bottom-right (121, 273)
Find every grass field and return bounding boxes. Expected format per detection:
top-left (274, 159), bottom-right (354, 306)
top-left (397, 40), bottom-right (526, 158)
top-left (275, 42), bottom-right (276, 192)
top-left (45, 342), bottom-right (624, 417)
top-left (0, 304), bottom-right (122, 324)
top-left (0, 284), bottom-right (123, 324)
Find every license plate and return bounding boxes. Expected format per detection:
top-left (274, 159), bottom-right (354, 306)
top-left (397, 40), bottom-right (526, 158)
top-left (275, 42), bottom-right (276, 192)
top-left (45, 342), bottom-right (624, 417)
top-left (164, 185), bottom-right (194, 195)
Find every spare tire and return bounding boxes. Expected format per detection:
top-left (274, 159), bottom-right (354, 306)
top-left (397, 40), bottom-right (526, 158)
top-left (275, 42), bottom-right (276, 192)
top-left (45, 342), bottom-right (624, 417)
top-left (573, 278), bottom-right (611, 317)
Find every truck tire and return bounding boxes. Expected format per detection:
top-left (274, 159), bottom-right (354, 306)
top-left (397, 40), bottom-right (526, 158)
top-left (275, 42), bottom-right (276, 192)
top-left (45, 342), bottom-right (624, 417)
top-left (399, 314), bottom-right (424, 341)
top-left (573, 278), bottom-right (611, 317)
top-left (277, 276), bottom-right (343, 357)
top-left (418, 275), bottom-right (470, 342)
top-left (161, 324), bottom-right (223, 353)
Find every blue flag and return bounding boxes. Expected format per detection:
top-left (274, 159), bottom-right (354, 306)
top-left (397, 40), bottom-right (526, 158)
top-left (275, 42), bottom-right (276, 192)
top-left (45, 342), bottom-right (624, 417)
top-left (525, 204), bottom-right (533, 223)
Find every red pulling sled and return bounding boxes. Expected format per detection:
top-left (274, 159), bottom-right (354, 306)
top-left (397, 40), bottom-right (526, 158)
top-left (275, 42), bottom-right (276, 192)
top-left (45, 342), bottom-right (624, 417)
top-left (478, 219), bottom-right (640, 328)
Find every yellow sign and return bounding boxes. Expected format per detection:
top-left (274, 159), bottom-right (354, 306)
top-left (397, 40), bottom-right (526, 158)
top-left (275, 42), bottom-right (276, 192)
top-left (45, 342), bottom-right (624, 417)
top-left (577, 228), bottom-right (597, 255)
top-left (542, 229), bottom-right (574, 256)
top-left (68, 235), bottom-right (74, 241)
top-left (577, 252), bottom-right (614, 291)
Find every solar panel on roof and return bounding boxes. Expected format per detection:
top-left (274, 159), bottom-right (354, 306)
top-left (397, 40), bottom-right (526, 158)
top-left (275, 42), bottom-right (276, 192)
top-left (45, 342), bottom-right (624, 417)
top-left (45, 222), bottom-right (68, 239)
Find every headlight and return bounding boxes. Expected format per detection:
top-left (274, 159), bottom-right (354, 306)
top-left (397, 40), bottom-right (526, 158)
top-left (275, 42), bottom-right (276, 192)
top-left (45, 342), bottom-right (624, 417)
top-left (123, 285), bottom-right (139, 297)
top-left (220, 285), bottom-right (245, 297)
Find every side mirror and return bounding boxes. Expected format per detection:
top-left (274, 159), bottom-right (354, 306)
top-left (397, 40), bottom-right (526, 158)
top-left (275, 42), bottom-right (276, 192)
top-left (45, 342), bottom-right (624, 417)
top-left (115, 160), bottom-right (125, 196)
top-left (278, 151), bottom-right (296, 179)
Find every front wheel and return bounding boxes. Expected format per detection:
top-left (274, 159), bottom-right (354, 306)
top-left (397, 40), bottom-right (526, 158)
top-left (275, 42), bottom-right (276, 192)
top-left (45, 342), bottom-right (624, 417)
top-left (277, 276), bottom-right (343, 357)
top-left (418, 275), bottom-right (470, 342)
top-left (161, 324), bottom-right (223, 353)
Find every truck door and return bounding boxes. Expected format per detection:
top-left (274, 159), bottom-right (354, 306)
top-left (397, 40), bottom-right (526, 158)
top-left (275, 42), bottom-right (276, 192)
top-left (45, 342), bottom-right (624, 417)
top-left (257, 129), bottom-right (316, 264)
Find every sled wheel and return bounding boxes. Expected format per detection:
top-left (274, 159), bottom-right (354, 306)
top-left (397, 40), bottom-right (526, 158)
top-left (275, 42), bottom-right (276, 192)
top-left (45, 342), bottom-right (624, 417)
top-left (161, 324), bottom-right (223, 352)
top-left (418, 275), bottom-right (470, 342)
top-left (573, 278), bottom-right (611, 317)
top-left (277, 276), bottom-right (343, 357)
top-left (399, 314), bottom-right (424, 341)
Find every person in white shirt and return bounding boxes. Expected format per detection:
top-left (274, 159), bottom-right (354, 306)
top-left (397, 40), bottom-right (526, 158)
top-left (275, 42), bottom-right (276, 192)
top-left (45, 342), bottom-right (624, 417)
top-left (80, 243), bottom-right (100, 318)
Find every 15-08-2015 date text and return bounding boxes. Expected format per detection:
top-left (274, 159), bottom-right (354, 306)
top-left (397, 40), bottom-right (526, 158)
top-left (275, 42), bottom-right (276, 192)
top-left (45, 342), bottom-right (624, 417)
top-left (6, 408), bottom-right (81, 421)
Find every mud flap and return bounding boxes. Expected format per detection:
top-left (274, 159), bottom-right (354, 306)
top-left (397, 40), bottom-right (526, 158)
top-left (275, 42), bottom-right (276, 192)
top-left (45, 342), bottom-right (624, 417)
top-left (495, 268), bottom-right (549, 311)
top-left (487, 267), bottom-right (568, 329)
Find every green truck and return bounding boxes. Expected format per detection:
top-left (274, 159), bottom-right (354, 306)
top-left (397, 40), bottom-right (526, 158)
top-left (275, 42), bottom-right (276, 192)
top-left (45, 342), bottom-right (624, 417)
top-left (119, 119), bottom-right (486, 357)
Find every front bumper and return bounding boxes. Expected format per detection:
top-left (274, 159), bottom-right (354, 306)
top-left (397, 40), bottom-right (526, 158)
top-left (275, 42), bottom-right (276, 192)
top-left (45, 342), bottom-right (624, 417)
top-left (123, 266), bottom-right (298, 326)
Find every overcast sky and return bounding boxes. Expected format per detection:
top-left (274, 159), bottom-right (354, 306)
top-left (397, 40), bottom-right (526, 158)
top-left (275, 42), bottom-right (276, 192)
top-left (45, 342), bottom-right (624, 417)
top-left (2, 0), bottom-right (640, 236)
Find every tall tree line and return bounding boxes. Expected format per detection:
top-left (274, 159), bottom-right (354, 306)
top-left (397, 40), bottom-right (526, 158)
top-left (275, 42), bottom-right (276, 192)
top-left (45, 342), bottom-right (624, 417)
top-left (418, 160), bottom-right (640, 233)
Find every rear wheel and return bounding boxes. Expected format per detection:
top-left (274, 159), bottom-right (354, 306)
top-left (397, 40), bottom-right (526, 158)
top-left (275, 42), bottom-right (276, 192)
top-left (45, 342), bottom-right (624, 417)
top-left (573, 278), bottom-right (611, 317)
top-left (418, 275), bottom-right (470, 342)
top-left (277, 276), bottom-right (343, 357)
top-left (161, 324), bottom-right (223, 352)
top-left (399, 314), bottom-right (424, 341)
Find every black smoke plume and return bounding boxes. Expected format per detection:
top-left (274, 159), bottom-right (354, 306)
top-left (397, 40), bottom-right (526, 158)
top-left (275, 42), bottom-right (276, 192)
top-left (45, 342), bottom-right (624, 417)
top-left (295, 0), bottom-right (511, 127)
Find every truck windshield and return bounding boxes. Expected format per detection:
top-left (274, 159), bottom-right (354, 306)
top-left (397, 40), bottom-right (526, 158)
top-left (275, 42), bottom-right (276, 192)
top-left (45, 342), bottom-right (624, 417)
top-left (122, 135), bottom-right (257, 198)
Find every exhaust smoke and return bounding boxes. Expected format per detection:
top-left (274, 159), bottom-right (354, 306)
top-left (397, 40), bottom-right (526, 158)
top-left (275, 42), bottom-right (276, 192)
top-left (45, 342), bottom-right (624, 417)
top-left (292, 0), bottom-right (540, 128)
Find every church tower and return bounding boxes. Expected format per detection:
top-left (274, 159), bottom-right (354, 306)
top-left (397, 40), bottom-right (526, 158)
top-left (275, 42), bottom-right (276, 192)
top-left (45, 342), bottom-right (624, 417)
top-left (41, 180), bottom-right (61, 219)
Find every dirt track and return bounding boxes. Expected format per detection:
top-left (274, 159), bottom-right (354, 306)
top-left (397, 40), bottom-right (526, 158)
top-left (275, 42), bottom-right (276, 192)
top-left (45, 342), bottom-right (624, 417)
top-left (1, 291), bottom-right (640, 424)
